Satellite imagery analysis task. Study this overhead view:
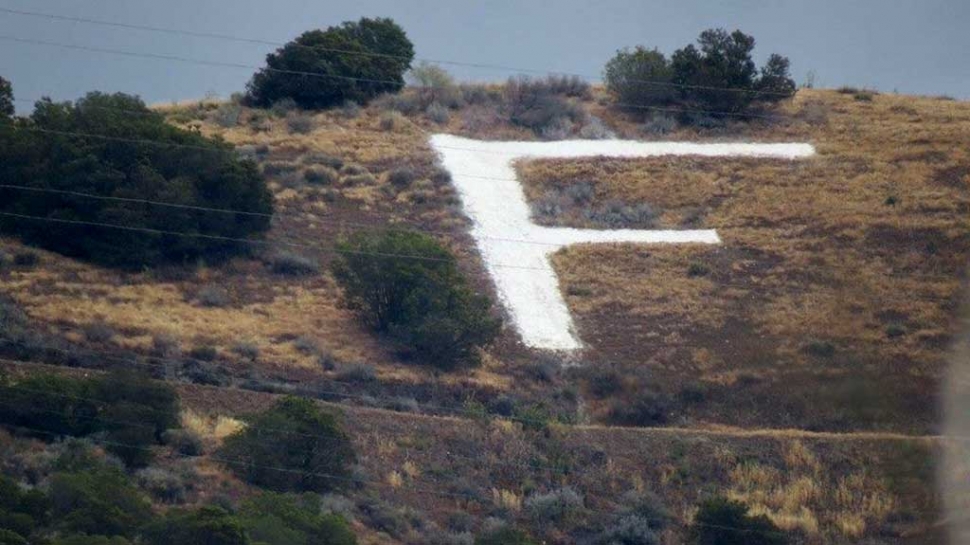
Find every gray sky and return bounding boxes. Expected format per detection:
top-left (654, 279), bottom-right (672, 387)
top-left (1, 0), bottom-right (968, 112)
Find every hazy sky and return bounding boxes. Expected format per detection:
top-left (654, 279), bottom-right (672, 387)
top-left (1, 0), bottom-right (968, 112)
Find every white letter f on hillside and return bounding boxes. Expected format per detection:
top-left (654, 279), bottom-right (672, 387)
top-left (431, 134), bottom-right (814, 351)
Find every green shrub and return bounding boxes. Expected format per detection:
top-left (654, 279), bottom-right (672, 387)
top-left (239, 492), bottom-right (356, 545)
top-left (0, 474), bottom-right (49, 543)
top-left (688, 497), bottom-right (787, 545)
top-left (0, 371), bottom-right (180, 467)
top-left (0, 76), bottom-right (12, 119)
top-left (142, 506), bottom-right (247, 545)
top-left (332, 230), bottom-right (500, 370)
top-left (475, 526), bottom-right (536, 545)
top-left (218, 396), bottom-right (355, 493)
top-left (48, 468), bottom-right (152, 538)
top-left (245, 18), bottom-right (414, 110)
top-left (605, 29), bottom-right (794, 120)
top-left (605, 46), bottom-right (676, 107)
top-left (0, 92), bottom-right (272, 269)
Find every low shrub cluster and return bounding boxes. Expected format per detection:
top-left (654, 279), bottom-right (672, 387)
top-left (332, 230), bottom-right (501, 370)
top-left (0, 371), bottom-right (180, 467)
top-left (505, 75), bottom-right (588, 138)
top-left (218, 396), bottom-right (356, 493)
top-left (0, 92), bottom-right (273, 269)
top-left (0, 450), bottom-right (358, 545)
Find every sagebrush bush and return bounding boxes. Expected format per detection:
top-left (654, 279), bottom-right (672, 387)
top-left (305, 166), bottom-right (339, 185)
top-left (524, 487), bottom-right (584, 525)
top-left (340, 100), bottom-right (361, 119)
top-left (332, 230), bottom-right (501, 370)
top-left (136, 467), bottom-right (191, 504)
top-left (212, 102), bottom-right (242, 128)
top-left (608, 391), bottom-right (669, 427)
top-left (585, 199), bottom-right (659, 228)
top-left (268, 250), bottom-right (319, 276)
top-left (286, 111), bottom-right (315, 134)
top-left (505, 76), bottom-right (587, 136)
top-left (388, 166), bottom-right (417, 188)
top-left (303, 152), bottom-right (344, 170)
top-left (426, 102), bottom-right (450, 124)
top-left (196, 285), bottom-right (230, 307)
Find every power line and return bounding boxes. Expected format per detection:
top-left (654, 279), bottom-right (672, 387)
top-left (0, 210), bottom-right (558, 271)
top-left (0, 35), bottom-right (407, 87)
top-left (0, 190), bottom-right (962, 285)
top-left (0, 6), bottom-right (795, 98)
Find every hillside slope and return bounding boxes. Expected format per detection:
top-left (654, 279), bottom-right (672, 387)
top-left (0, 86), bottom-right (968, 542)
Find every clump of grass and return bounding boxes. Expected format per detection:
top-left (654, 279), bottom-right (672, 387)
top-left (687, 262), bottom-right (710, 277)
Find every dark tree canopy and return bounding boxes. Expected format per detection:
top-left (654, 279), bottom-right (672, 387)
top-left (246, 17), bottom-right (414, 109)
top-left (218, 397), bottom-right (356, 494)
top-left (142, 507), bottom-right (248, 545)
top-left (0, 371), bottom-right (180, 468)
top-left (604, 29), bottom-right (795, 119)
top-left (0, 92), bottom-right (272, 269)
top-left (688, 497), bottom-right (787, 545)
top-left (239, 493), bottom-right (356, 545)
top-left (332, 230), bottom-right (501, 370)
top-left (0, 76), bottom-right (12, 119)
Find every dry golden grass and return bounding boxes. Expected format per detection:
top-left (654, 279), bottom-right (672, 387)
top-left (1, 89), bottom-right (965, 440)
top-left (522, 90), bottom-right (970, 433)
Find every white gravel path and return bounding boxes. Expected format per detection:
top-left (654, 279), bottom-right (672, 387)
top-left (430, 134), bottom-right (816, 351)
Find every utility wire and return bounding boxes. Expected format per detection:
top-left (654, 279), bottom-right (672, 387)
top-left (0, 6), bottom-right (796, 98)
top-left (0, 190), bottom-right (961, 285)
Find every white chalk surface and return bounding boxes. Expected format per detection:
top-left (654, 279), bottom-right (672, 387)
top-left (430, 134), bottom-right (815, 351)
